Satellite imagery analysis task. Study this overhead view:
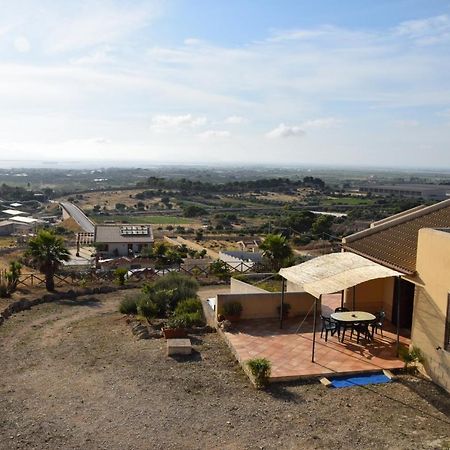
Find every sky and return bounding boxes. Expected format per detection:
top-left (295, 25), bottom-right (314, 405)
top-left (0, 0), bottom-right (450, 168)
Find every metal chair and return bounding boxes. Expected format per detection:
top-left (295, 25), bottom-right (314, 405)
top-left (320, 315), bottom-right (339, 342)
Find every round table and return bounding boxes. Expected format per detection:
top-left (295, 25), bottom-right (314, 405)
top-left (330, 311), bottom-right (376, 342)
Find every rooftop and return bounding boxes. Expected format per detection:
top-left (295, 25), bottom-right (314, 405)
top-left (343, 198), bottom-right (450, 273)
top-left (95, 224), bottom-right (154, 243)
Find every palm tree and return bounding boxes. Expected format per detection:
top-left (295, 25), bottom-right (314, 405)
top-left (26, 230), bottom-right (70, 291)
top-left (260, 234), bottom-right (293, 272)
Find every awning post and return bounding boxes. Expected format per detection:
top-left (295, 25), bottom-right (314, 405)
top-left (396, 276), bottom-right (401, 356)
top-left (279, 277), bottom-right (286, 329)
top-left (311, 295), bottom-right (320, 362)
top-left (352, 285), bottom-right (356, 310)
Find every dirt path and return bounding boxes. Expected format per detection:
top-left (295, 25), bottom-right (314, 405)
top-left (0, 288), bottom-right (449, 450)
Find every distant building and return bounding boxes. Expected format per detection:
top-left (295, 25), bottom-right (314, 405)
top-left (219, 250), bottom-right (263, 271)
top-left (359, 184), bottom-right (449, 200)
top-left (0, 220), bottom-right (15, 236)
top-left (94, 224), bottom-right (154, 258)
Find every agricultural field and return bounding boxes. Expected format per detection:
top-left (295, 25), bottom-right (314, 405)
top-left (94, 215), bottom-right (195, 225)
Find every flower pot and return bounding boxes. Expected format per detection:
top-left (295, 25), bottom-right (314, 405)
top-left (162, 327), bottom-right (187, 339)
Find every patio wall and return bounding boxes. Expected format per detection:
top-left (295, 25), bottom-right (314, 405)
top-left (344, 277), bottom-right (395, 319)
top-left (216, 291), bottom-right (317, 320)
top-left (230, 277), bottom-right (268, 294)
top-left (413, 228), bottom-right (450, 393)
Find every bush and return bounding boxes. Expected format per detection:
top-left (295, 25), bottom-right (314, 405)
top-left (114, 268), bottom-right (128, 286)
top-left (143, 273), bottom-right (199, 311)
top-left (168, 311), bottom-right (205, 329)
top-left (137, 298), bottom-right (158, 319)
top-left (174, 298), bottom-right (203, 316)
top-left (119, 296), bottom-right (138, 314)
top-left (399, 345), bottom-right (425, 373)
top-left (247, 358), bottom-right (271, 389)
top-left (222, 301), bottom-right (243, 317)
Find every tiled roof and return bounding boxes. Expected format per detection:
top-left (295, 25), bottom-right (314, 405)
top-left (94, 224), bottom-right (154, 244)
top-left (342, 199), bottom-right (450, 274)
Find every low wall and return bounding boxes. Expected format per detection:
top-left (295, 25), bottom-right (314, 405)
top-left (216, 291), bottom-right (318, 320)
top-left (230, 278), bottom-right (268, 294)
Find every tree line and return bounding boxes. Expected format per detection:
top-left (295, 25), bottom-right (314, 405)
top-left (137, 176), bottom-right (326, 193)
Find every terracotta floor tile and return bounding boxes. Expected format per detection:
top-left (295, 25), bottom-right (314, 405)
top-left (223, 295), bottom-right (410, 381)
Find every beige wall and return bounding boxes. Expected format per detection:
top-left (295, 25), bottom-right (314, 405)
top-left (230, 278), bottom-right (268, 294)
top-left (216, 291), bottom-right (318, 320)
top-left (343, 277), bottom-right (395, 317)
top-left (413, 228), bottom-right (450, 393)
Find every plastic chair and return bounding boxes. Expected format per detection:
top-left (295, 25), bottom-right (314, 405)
top-left (350, 322), bottom-right (371, 344)
top-left (371, 311), bottom-right (386, 337)
top-left (320, 315), bottom-right (339, 342)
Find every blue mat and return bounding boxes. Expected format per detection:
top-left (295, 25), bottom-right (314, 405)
top-left (330, 372), bottom-right (391, 388)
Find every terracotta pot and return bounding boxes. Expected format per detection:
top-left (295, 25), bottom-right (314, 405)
top-left (162, 327), bottom-right (187, 339)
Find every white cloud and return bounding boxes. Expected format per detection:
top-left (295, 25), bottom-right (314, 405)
top-left (184, 38), bottom-right (203, 46)
top-left (224, 115), bottom-right (247, 124)
top-left (14, 36), bottom-right (30, 53)
top-left (150, 114), bottom-right (207, 132)
top-left (394, 119), bottom-right (420, 128)
top-left (197, 130), bottom-right (230, 140)
top-left (266, 117), bottom-right (341, 138)
top-left (395, 15), bottom-right (450, 45)
top-left (266, 123), bottom-right (305, 139)
top-left (45, 2), bottom-right (158, 53)
top-left (301, 117), bottom-right (341, 130)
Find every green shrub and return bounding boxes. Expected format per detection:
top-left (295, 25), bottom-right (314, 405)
top-left (222, 301), bottom-right (243, 317)
top-left (119, 296), bottom-right (138, 314)
top-left (247, 358), bottom-right (271, 389)
top-left (399, 345), bottom-right (425, 372)
top-left (137, 298), bottom-right (158, 319)
top-left (174, 298), bottom-right (203, 315)
top-left (114, 268), bottom-right (128, 286)
top-left (167, 311), bottom-right (205, 329)
top-left (143, 273), bottom-right (199, 311)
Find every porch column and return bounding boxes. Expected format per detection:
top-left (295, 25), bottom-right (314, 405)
top-left (396, 276), bottom-right (401, 356)
top-left (311, 295), bottom-right (320, 362)
top-left (279, 277), bottom-right (286, 329)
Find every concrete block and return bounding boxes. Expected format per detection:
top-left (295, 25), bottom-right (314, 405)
top-left (167, 338), bottom-right (192, 356)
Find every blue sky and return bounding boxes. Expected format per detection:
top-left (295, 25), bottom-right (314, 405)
top-left (0, 0), bottom-right (450, 167)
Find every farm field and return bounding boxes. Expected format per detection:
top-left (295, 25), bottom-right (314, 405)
top-left (94, 215), bottom-right (195, 225)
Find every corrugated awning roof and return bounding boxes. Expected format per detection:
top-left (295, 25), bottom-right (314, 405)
top-left (279, 252), bottom-right (401, 299)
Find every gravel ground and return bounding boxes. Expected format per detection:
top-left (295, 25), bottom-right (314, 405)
top-left (0, 287), bottom-right (449, 450)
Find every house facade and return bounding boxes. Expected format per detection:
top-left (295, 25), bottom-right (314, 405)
top-left (94, 224), bottom-right (154, 258)
top-left (342, 199), bottom-right (450, 392)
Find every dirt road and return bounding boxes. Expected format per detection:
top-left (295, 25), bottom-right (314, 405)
top-left (0, 288), bottom-right (449, 450)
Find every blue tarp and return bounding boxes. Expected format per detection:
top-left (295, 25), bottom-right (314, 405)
top-left (330, 373), bottom-right (391, 388)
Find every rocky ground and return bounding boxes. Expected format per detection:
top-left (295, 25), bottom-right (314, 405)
top-left (0, 287), bottom-right (449, 450)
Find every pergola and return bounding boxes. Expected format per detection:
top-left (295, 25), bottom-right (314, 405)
top-left (279, 252), bottom-right (403, 362)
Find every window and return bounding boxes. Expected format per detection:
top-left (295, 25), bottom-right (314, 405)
top-left (445, 294), bottom-right (450, 351)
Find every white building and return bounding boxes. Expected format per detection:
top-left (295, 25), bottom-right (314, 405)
top-left (94, 224), bottom-right (154, 258)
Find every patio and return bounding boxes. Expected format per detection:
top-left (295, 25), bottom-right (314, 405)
top-left (222, 294), bottom-right (410, 381)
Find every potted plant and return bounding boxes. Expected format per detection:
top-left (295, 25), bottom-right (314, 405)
top-left (162, 316), bottom-right (188, 339)
top-left (222, 301), bottom-right (243, 322)
top-left (276, 302), bottom-right (291, 319)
